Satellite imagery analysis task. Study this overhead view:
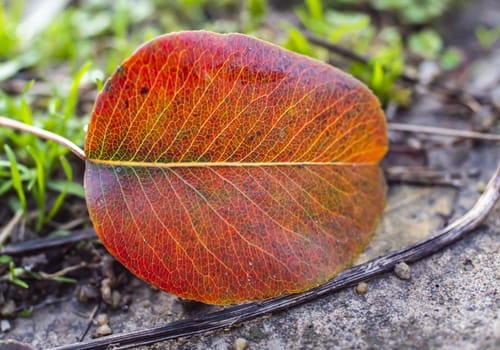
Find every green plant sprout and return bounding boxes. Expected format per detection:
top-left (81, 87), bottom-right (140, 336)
top-left (476, 25), bottom-right (500, 50)
top-left (0, 254), bottom-right (79, 289)
top-left (0, 63), bottom-right (89, 232)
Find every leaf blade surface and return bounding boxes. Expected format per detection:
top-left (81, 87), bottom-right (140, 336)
top-left (84, 31), bottom-right (387, 304)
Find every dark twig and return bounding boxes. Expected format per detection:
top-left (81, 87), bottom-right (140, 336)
top-left (0, 229), bottom-right (96, 256)
top-left (303, 32), bottom-right (416, 83)
top-left (304, 32), bottom-right (370, 66)
top-left (52, 164), bottom-right (500, 350)
top-left (79, 303), bottom-right (100, 342)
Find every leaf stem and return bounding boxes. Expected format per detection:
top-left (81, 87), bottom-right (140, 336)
top-left (0, 116), bottom-right (86, 161)
top-left (52, 163), bottom-right (500, 350)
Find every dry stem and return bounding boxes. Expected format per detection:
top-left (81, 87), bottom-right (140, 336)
top-left (0, 116), bottom-right (86, 160)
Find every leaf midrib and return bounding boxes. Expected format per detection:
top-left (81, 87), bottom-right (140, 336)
top-left (86, 159), bottom-right (380, 168)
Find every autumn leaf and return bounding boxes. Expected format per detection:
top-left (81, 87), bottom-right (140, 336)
top-left (84, 31), bottom-right (387, 304)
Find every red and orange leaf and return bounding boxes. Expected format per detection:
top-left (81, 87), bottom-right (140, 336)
top-left (84, 31), bottom-right (387, 304)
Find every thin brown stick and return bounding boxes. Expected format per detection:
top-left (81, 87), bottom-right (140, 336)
top-left (304, 32), bottom-right (370, 66)
top-left (0, 209), bottom-right (23, 246)
top-left (0, 116), bottom-right (86, 160)
top-left (79, 303), bottom-right (100, 342)
top-left (52, 164), bottom-right (500, 350)
top-left (388, 122), bottom-right (500, 141)
top-left (0, 229), bottom-right (96, 256)
top-left (385, 166), bottom-right (463, 187)
top-left (38, 262), bottom-right (89, 279)
top-left (303, 32), bottom-right (417, 83)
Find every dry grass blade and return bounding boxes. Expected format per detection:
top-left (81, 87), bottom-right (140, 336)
top-left (388, 123), bottom-right (500, 141)
top-left (385, 166), bottom-right (463, 187)
top-left (0, 209), bottom-right (23, 246)
top-left (52, 164), bottom-right (500, 350)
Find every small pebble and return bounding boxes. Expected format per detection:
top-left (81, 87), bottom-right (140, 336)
top-left (93, 324), bottom-right (112, 338)
top-left (234, 337), bottom-right (248, 350)
top-left (142, 300), bottom-right (151, 308)
top-left (1, 319), bottom-right (11, 332)
top-left (476, 181), bottom-right (486, 193)
top-left (394, 262), bottom-right (411, 280)
top-left (95, 313), bottom-right (109, 326)
top-left (0, 300), bottom-right (16, 318)
top-left (418, 60), bottom-right (441, 85)
top-left (467, 168), bottom-right (481, 178)
top-left (355, 282), bottom-right (369, 295)
top-left (111, 290), bottom-right (122, 309)
top-left (100, 278), bottom-right (112, 304)
top-left (463, 259), bottom-right (475, 272)
top-left (75, 285), bottom-right (99, 303)
top-left (407, 137), bottom-right (422, 150)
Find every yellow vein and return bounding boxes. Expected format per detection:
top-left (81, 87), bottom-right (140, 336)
top-left (216, 56), bottom-right (293, 161)
top-left (326, 109), bottom-right (386, 162)
top-left (331, 166), bottom-right (380, 203)
top-left (304, 166), bottom-right (353, 196)
top-left (285, 90), bottom-right (358, 162)
top-left (86, 159), bottom-right (378, 168)
top-left (172, 168), bottom-right (293, 290)
top-left (306, 166), bottom-right (376, 204)
top-left (112, 167), bottom-right (174, 281)
top-left (96, 70), bottom-right (132, 159)
top-left (172, 167), bottom-right (294, 276)
top-left (178, 62), bottom-right (246, 161)
top-left (249, 167), bottom-right (332, 262)
top-left (267, 77), bottom-right (340, 162)
top-left (129, 49), bottom-right (189, 161)
top-left (110, 51), bottom-right (175, 160)
top-left (141, 50), bottom-right (208, 162)
top-left (312, 118), bottom-right (372, 162)
top-left (273, 166), bottom-right (365, 231)
top-left (140, 167), bottom-right (206, 278)
top-left (239, 66), bottom-right (318, 162)
top-left (96, 166), bottom-right (121, 253)
top-left (197, 63), bottom-right (261, 162)
top-left (244, 167), bottom-right (321, 242)
top-left (161, 168), bottom-right (242, 284)
top-left (219, 84), bottom-right (271, 161)
top-left (157, 52), bottom-right (239, 160)
top-left (208, 167), bottom-right (319, 255)
top-left (162, 168), bottom-right (250, 284)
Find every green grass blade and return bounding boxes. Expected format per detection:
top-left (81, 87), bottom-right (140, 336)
top-left (45, 155), bottom-right (73, 223)
top-left (63, 61), bottom-right (92, 121)
top-left (4, 144), bottom-right (27, 213)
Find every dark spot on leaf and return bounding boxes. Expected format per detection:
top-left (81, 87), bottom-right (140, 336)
top-left (104, 80), bottom-right (111, 92)
top-left (124, 99), bottom-right (129, 108)
top-left (117, 65), bottom-right (125, 73)
top-left (140, 86), bottom-right (149, 95)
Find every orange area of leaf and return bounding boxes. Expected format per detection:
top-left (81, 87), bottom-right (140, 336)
top-left (84, 31), bottom-right (388, 304)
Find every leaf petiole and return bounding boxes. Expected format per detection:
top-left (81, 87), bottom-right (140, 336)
top-left (0, 116), bottom-right (86, 161)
